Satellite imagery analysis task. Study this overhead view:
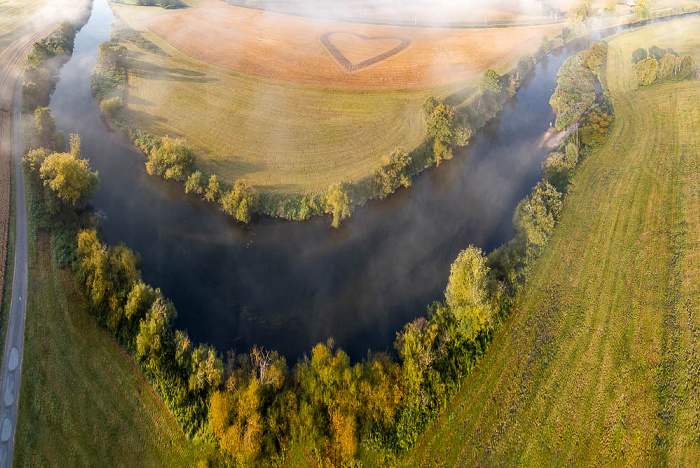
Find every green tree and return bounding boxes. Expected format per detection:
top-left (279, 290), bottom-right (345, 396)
top-left (427, 103), bottom-right (455, 165)
top-left (513, 181), bottom-right (563, 255)
top-left (21, 148), bottom-right (49, 185)
top-left (570, 1), bottom-right (593, 22)
top-left (564, 141), bottom-right (579, 166)
top-left (635, 57), bottom-right (658, 86)
top-left (422, 96), bottom-right (441, 116)
top-left (33, 107), bottom-right (56, 150)
top-left (581, 42), bottom-right (608, 71)
top-left (657, 54), bottom-right (679, 81)
top-left (326, 183), bottom-right (352, 228)
top-left (375, 148), bottom-right (412, 199)
top-left (76, 230), bottom-right (109, 308)
top-left (444, 246), bottom-right (492, 340)
top-left (679, 56), bottom-right (695, 80)
top-left (136, 293), bottom-right (177, 370)
top-left (100, 97), bottom-right (123, 119)
top-left (189, 344), bottom-right (224, 393)
top-left (479, 69), bottom-right (501, 95)
top-left (220, 179), bottom-right (259, 223)
top-left (22, 82), bottom-right (42, 110)
top-left (39, 149), bottom-right (99, 209)
top-left (185, 170), bottom-right (206, 195)
top-left (145, 137), bottom-right (194, 181)
top-left (542, 151), bottom-right (572, 192)
top-left (204, 174), bottom-right (220, 201)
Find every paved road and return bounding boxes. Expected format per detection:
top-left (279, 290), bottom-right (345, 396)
top-left (0, 63), bottom-right (30, 468)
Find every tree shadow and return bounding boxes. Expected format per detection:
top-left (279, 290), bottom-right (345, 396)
top-left (129, 56), bottom-right (218, 84)
top-left (444, 86), bottom-right (477, 107)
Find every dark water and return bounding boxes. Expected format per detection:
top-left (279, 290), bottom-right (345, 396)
top-left (48, 0), bottom-right (649, 361)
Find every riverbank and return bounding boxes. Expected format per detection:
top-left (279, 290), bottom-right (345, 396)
top-left (400, 14), bottom-right (700, 465)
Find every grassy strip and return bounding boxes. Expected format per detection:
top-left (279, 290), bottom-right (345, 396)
top-left (399, 15), bottom-right (700, 466)
top-left (13, 233), bottom-right (210, 467)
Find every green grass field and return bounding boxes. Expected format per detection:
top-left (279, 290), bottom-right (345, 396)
top-left (390, 16), bottom-right (700, 466)
top-left (123, 46), bottom-right (434, 194)
top-left (13, 234), bottom-right (212, 467)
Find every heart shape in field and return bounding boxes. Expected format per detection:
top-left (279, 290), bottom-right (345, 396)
top-left (320, 32), bottom-right (411, 72)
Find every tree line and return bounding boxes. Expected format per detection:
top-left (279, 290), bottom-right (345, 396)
top-left (549, 42), bottom-right (609, 131)
top-left (22, 20), bottom-right (82, 111)
top-left (135, 0), bottom-right (184, 8)
top-left (633, 46), bottom-right (696, 86)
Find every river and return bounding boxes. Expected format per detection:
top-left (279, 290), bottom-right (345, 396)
top-left (47, 0), bottom-right (626, 361)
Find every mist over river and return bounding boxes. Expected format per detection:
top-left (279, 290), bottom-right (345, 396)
top-left (48, 0), bottom-right (669, 361)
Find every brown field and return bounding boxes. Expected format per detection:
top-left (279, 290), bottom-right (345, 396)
top-left (120, 0), bottom-right (562, 90)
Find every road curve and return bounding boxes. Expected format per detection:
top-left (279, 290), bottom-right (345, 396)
top-left (0, 26), bottom-right (58, 467)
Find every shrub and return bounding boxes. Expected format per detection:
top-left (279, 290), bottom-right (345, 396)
top-left (220, 180), bottom-right (260, 223)
top-left (374, 149), bottom-right (412, 199)
top-left (185, 170), bottom-right (206, 195)
top-left (100, 96), bottom-right (123, 119)
top-left (145, 137), bottom-right (195, 181)
top-left (204, 175), bottom-right (220, 202)
top-left (326, 183), bottom-right (352, 228)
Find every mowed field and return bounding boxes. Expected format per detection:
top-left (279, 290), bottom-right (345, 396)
top-left (14, 234), bottom-right (210, 467)
top-left (110, 0), bottom-right (561, 192)
top-left (0, 0), bottom-right (52, 52)
top-left (390, 16), bottom-right (700, 466)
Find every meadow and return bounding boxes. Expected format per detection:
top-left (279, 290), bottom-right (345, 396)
top-left (13, 234), bottom-right (212, 467)
top-left (108, 0), bottom-right (560, 193)
top-left (393, 15), bottom-right (700, 466)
